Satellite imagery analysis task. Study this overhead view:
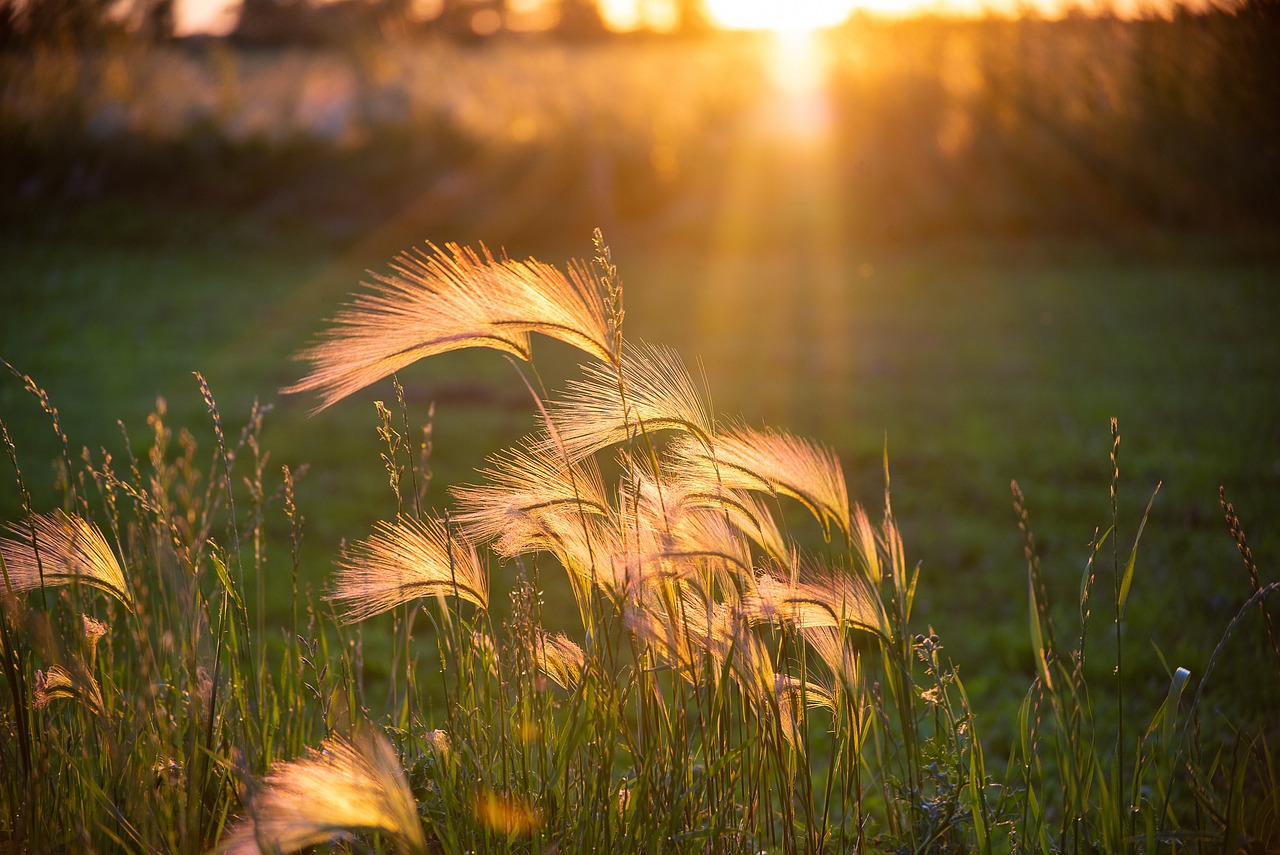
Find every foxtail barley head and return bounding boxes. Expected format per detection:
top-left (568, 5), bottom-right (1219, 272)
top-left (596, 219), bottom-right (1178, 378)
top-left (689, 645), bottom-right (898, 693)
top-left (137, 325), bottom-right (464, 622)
top-left (545, 341), bottom-right (715, 461)
top-left (327, 515), bottom-right (488, 622)
top-left (451, 438), bottom-right (611, 550)
top-left (532, 628), bottom-right (586, 691)
top-left (743, 566), bottom-right (884, 637)
top-left (32, 660), bottom-right (106, 718)
top-left (285, 242), bottom-right (616, 412)
top-left (0, 510), bottom-right (131, 608)
top-left (218, 730), bottom-right (426, 855)
top-left (671, 426), bottom-right (851, 541)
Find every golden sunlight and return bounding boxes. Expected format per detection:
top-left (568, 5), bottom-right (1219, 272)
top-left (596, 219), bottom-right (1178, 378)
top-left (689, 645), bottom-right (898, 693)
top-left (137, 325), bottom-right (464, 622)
top-left (705, 0), bottom-right (855, 30)
top-left (176, 0), bottom-right (1193, 37)
top-left (763, 28), bottom-right (833, 142)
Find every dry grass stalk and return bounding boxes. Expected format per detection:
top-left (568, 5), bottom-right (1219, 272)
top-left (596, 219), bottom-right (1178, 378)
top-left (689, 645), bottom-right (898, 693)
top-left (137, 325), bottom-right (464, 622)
top-left (218, 730), bottom-right (426, 855)
top-left (328, 515), bottom-right (488, 622)
top-left (285, 242), bottom-right (615, 412)
top-left (0, 510), bottom-right (131, 608)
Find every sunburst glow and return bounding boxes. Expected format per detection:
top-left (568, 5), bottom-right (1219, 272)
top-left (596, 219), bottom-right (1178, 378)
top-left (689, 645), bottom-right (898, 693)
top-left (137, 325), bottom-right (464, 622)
top-left (705, 0), bottom-right (855, 30)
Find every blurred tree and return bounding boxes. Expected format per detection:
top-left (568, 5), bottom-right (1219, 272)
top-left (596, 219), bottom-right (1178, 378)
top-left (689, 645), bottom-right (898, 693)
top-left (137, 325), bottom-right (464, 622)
top-left (554, 0), bottom-right (607, 39)
top-left (672, 0), bottom-right (710, 34)
top-left (233, 0), bottom-right (414, 44)
top-left (0, 0), bottom-right (174, 44)
top-left (232, 0), bottom-right (310, 43)
top-left (143, 0), bottom-right (173, 39)
top-left (431, 0), bottom-right (507, 39)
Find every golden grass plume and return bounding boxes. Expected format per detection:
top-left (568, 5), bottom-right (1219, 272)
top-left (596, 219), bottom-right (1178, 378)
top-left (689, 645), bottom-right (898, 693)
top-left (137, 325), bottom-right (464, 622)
top-left (451, 438), bottom-right (611, 552)
top-left (217, 729), bottom-right (426, 855)
top-left (615, 469), bottom-right (756, 599)
top-left (671, 427), bottom-right (851, 541)
top-left (0, 510), bottom-right (131, 608)
top-left (327, 515), bottom-right (488, 622)
top-left (32, 660), bottom-right (105, 718)
top-left (285, 242), bottom-right (615, 412)
top-left (545, 341), bottom-right (714, 462)
top-left (659, 470), bottom-right (789, 565)
top-left (803, 626), bottom-right (865, 700)
top-left (743, 566), bottom-right (884, 636)
top-left (772, 673), bottom-right (835, 746)
top-left (532, 628), bottom-right (586, 691)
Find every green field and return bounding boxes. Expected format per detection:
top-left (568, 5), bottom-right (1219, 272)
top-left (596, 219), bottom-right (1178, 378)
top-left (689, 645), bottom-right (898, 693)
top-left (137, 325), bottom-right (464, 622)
top-left (5, 190), bottom-right (1278, 731)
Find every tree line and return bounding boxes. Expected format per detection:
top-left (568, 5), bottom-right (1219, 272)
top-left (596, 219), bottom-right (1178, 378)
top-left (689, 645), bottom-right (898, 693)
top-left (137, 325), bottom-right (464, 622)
top-left (0, 0), bottom-right (715, 47)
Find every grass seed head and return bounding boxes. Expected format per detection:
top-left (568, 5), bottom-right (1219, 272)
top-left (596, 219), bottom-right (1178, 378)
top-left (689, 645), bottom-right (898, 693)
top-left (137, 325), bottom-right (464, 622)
top-left (533, 629), bottom-right (586, 691)
top-left (671, 427), bottom-right (851, 542)
top-left (546, 341), bottom-right (715, 461)
top-left (327, 515), bottom-right (488, 622)
top-left (33, 661), bottom-right (106, 717)
top-left (285, 242), bottom-right (616, 412)
top-left (217, 730), bottom-right (426, 855)
top-left (0, 510), bottom-right (131, 608)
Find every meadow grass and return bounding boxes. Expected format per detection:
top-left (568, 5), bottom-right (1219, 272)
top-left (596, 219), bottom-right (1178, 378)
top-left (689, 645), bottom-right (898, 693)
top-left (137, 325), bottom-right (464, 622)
top-left (3, 19), bottom-right (1279, 849)
top-left (5, 214), bottom-right (1277, 715)
top-left (1, 233), bottom-right (1277, 852)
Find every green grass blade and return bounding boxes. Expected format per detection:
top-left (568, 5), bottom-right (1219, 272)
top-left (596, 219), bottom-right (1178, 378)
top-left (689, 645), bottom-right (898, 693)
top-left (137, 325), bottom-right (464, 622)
top-left (1118, 483), bottom-right (1160, 617)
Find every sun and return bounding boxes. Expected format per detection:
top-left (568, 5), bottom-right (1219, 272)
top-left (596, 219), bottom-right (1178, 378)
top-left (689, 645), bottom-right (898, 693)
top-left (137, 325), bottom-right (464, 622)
top-left (704, 0), bottom-right (855, 31)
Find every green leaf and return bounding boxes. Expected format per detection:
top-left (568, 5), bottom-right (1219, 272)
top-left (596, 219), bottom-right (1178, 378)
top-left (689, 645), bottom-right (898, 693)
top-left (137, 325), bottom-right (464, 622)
top-left (210, 550), bottom-right (244, 612)
top-left (1119, 483), bottom-right (1161, 616)
top-left (968, 737), bottom-right (989, 853)
top-left (1028, 565), bottom-right (1051, 692)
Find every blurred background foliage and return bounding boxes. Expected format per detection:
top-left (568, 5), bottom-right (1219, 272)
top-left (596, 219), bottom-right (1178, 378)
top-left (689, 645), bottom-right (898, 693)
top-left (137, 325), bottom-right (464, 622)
top-left (2, 0), bottom-right (1278, 242)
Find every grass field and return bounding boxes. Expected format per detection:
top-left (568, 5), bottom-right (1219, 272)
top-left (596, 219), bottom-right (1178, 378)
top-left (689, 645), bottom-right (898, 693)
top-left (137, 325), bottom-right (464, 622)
top-left (2, 25), bottom-right (1279, 852)
top-left (5, 193), bottom-right (1277, 730)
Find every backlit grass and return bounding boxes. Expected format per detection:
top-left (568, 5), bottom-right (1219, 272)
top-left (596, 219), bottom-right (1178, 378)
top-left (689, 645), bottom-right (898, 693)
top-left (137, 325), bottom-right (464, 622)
top-left (1, 234), bottom-right (1276, 852)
